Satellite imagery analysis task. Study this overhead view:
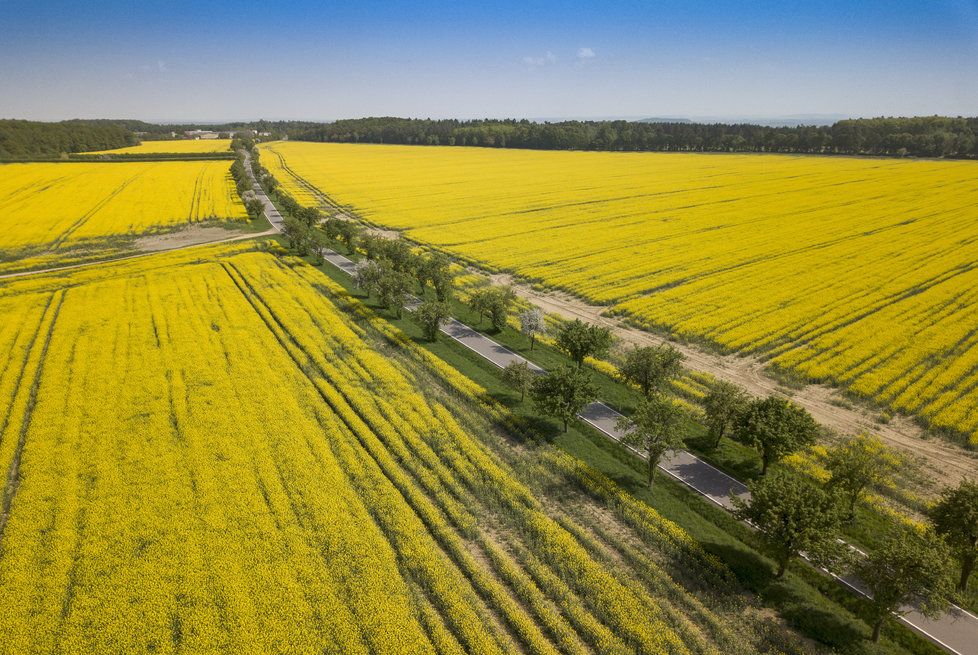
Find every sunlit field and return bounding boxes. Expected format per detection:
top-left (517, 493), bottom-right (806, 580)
top-left (0, 161), bottom-right (246, 272)
top-left (0, 242), bottom-right (754, 654)
top-left (261, 141), bottom-right (978, 442)
top-left (81, 139), bottom-right (233, 154)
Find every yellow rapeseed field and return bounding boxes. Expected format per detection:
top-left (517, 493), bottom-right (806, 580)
top-left (260, 141), bottom-right (978, 442)
top-left (0, 161), bottom-right (246, 271)
top-left (0, 243), bottom-right (752, 654)
top-left (81, 138), bottom-right (233, 154)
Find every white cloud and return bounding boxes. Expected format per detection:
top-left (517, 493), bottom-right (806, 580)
top-left (577, 47), bottom-right (596, 60)
top-left (522, 51), bottom-right (557, 67)
top-left (138, 60), bottom-right (168, 73)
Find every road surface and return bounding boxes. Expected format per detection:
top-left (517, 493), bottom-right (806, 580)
top-left (240, 149), bottom-right (284, 232)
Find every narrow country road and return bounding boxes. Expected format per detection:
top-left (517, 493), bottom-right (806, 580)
top-left (240, 149), bottom-right (284, 232)
top-left (321, 243), bottom-right (978, 655)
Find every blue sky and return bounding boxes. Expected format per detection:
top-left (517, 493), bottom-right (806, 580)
top-left (1, 0), bottom-right (976, 121)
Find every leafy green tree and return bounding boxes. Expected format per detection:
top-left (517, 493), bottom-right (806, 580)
top-left (928, 480), bottom-right (978, 591)
top-left (530, 366), bottom-right (597, 432)
top-left (298, 206), bottom-right (321, 227)
top-left (734, 396), bottom-right (819, 474)
top-left (502, 360), bottom-right (535, 402)
top-left (412, 300), bottom-right (451, 341)
top-left (734, 472), bottom-right (847, 578)
top-left (618, 344), bottom-right (684, 397)
top-left (360, 233), bottom-right (385, 260)
top-left (467, 285), bottom-right (515, 331)
top-left (519, 308), bottom-right (545, 350)
top-left (282, 216), bottom-right (311, 255)
top-left (414, 252), bottom-right (453, 297)
top-left (335, 220), bottom-right (362, 254)
top-left (468, 287), bottom-right (492, 325)
top-left (353, 260), bottom-right (383, 298)
top-left (244, 198), bottom-right (264, 221)
top-left (308, 228), bottom-right (327, 265)
top-left (616, 393), bottom-right (686, 490)
top-left (324, 216), bottom-right (342, 243)
top-left (825, 434), bottom-right (900, 520)
top-left (382, 237), bottom-right (415, 271)
top-left (855, 528), bottom-right (954, 642)
top-left (555, 319), bottom-right (615, 368)
top-left (702, 380), bottom-right (748, 449)
top-left (376, 261), bottom-right (413, 318)
top-left (486, 286), bottom-right (516, 332)
top-left (431, 264), bottom-right (455, 302)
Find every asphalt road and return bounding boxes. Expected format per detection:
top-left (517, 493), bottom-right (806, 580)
top-left (240, 149), bottom-right (284, 232)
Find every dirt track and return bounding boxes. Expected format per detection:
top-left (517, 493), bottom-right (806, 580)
top-left (488, 272), bottom-right (978, 490)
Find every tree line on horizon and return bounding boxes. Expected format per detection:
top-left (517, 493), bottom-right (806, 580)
top-left (3, 115), bottom-right (977, 159)
top-left (0, 119), bottom-right (137, 158)
top-left (0, 119), bottom-right (322, 159)
top-left (295, 115), bottom-right (978, 158)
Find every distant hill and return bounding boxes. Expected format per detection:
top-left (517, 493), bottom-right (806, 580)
top-left (637, 117), bottom-right (693, 124)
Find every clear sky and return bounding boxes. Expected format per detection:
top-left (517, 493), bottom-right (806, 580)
top-left (1, 0), bottom-right (976, 122)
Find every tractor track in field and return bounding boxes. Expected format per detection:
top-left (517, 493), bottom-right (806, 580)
top-left (0, 229), bottom-right (275, 281)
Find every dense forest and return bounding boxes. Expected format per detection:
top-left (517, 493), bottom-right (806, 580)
top-left (294, 116), bottom-right (978, 158)
top-left (3, 116), bottom-right (976, 159)
top-left (0, 119), bottom-right (320, 158)
top-left (0, 119), bottom-right (137, 158)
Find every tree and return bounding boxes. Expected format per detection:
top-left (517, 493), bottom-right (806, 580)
top-left (360, 233), bottom-right (385, 260)
top-left (855, 529), bottom-right (953, 642)
top-left (414, 251), bottom-right (454, 300)
top-left (324, 216), bottom-right (342, 243)
top-left (929, 479), bottom-right (978, 591)
top-left (307, 228), bottom-right (327, 265)
top-left (734, 396), bottom-right (819, 474)
top-left (468, 285), bottom-right (515, 331)
top-left (353, 260), bottom-right (383, 298)
top-left (244, 198), bottom-right (264, 221)
top-left (501, 360), bottom-right (535, 402)
top-left (825, 434), bottom-right (900, 520)
top-left (335, 219), bottom-right (362, 254)
top-left (519, 308), bottom-right (545, 350)
top-left (616, 393), bottom-right (687, 490)
top-left (382, 237), bottom-right (415, 272)
top-left (282, 216), bottom-right (311, 255)
top-left (555, 319), bottom-right (614, 368)
top-left (430, 264), bottom-right (455, 302)
top-left (702, 380), bottom-right (748, 449)
top-left (734, 472), bottom-right (847, 578)
top-left (486, 286), bottom-right (516, 332)
top-left (376, 262), bottom-right (413, 318)
top-left (618, 344), bottom-right (684, 397)
top-left (468, 288), bottom-right (492, 325)
top-left (298, 206), bottom-right (321, 227)
top-left (530, 366), bottom-right (597, 432)
top-left (412, 300), bottom-right (451, 341)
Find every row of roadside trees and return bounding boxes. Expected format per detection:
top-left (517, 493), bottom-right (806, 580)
top-left (276, 211), bottom-right (978, 647)
top-left (499, 314), bottom-right (977, 645)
